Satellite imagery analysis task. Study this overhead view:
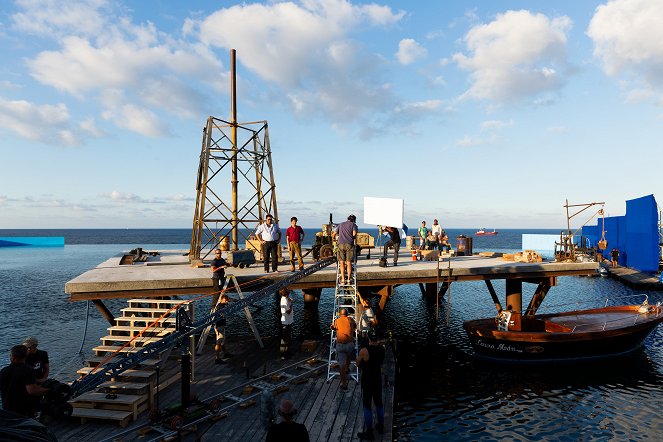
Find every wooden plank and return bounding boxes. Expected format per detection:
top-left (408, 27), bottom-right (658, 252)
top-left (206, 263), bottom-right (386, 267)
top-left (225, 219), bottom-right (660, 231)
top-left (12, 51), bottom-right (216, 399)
top-left (71, 407), bottom-right (133, 427)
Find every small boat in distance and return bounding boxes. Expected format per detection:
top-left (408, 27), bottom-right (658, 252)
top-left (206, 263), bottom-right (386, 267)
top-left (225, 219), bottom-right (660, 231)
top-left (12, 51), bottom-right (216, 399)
top-left (464, 295), bottom-right (663, 363)
top-left (475, 228), bottom-right (498, 236)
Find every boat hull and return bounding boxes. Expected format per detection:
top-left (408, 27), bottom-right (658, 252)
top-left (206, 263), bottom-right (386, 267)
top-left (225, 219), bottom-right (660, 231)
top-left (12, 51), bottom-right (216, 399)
top-left (464, 306), bottom-right (663, 363)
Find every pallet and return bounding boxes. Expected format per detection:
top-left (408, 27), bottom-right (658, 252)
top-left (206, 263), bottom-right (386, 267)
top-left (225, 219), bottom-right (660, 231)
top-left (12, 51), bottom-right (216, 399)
top-left (71, 407), bottom-right (133, 427)
top-left (70, 392), bottom-right (148, 421)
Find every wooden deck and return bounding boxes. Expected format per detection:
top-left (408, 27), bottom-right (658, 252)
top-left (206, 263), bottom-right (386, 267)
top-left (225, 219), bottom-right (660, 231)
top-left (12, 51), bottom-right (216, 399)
top-left (64, 249), bottom-right (599, 301)
top-left (605, 265), bottom-right (663, 290)
top-left (49, 336), bottom-right (395, 441)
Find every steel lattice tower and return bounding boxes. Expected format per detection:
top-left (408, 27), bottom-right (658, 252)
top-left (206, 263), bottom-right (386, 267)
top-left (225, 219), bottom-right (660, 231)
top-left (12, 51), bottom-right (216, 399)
top-left (189, 50), bottom-right (278, 261)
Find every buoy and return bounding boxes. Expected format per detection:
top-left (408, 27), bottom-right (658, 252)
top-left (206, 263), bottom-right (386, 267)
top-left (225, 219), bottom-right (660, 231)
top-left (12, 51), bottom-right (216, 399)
top-left (411, 249), bottom-right (417, 261)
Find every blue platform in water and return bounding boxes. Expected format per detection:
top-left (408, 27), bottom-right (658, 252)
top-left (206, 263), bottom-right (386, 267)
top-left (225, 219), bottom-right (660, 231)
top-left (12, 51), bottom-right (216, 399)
top-left (0, 237), bottom-right (65, 247)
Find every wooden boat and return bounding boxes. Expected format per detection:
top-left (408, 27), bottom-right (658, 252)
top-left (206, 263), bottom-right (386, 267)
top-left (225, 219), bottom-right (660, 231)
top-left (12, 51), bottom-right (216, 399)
top-left (475, 228), bottom-right (498, 236)
top-left (464, 298), bottom-right (663, 363)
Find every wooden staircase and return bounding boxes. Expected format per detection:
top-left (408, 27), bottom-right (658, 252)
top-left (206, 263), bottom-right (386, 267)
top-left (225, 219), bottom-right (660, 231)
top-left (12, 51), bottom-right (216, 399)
top-left (69, 298), bottom-right (184, 426)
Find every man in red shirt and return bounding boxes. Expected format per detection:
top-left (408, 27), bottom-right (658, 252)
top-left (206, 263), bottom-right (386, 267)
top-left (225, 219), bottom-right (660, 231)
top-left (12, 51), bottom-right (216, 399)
top-left (286, 217), bottom-right (305, 272)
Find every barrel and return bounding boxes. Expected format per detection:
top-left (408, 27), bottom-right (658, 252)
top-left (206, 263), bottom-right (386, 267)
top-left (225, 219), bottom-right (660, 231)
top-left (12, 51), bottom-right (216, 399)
top-left (219, 236), bottom-right (230, 251)
top-left (456, 235), bottom-right (473, 256)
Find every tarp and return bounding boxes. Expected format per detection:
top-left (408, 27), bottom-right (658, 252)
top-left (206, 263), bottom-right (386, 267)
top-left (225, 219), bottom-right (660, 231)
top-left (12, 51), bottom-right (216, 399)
top-left (582, 194), bottom-right (659, 272)
top-left (625, 194), bottom-right (659, 272)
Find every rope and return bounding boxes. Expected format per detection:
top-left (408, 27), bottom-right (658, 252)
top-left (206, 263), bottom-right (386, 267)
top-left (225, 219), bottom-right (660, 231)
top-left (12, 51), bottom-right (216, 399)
top-left (53, 300), bottom-right (91, 379)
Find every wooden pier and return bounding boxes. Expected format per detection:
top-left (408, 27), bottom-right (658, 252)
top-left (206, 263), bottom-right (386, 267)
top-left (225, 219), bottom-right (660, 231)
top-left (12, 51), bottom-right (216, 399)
top-left (50, 335), bottom-right (395, 441)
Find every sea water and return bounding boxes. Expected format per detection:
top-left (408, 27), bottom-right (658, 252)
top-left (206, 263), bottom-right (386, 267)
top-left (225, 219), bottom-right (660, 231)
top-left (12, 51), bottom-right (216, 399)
top-left (0, 228), bottom-right (661, 440)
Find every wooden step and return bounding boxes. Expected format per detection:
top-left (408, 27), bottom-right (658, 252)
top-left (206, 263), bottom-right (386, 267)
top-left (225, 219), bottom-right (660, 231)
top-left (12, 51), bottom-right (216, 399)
top-left (71, 407), bottom-right (133, 427)
top-left (128, 298), bottom-right (186, 307)
top-left (70, 391), bottom-right (148, 420)
top-left (100, 335), bottom-right (167, 346)
top-left (92, 344), bottom-right (161, 356)
top-left (120, 307), bottom-right (173, 316)
top-left (84, 356), bottom-right (162, 368)
top-left (99, 381), bottom-right (150, 396)
top-left (108, 325), bottom-right (175, 334)
top-left (77, 367), bottom-right (157, 382)
top-left (115, 317), bottom-right (176, 327)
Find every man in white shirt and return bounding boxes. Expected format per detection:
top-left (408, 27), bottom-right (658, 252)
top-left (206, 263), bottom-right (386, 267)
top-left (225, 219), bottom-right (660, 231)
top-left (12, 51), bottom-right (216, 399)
top-left (279, 288), bottom-right (294, 358)
top-left (255, 214), bottom-right (282, 272)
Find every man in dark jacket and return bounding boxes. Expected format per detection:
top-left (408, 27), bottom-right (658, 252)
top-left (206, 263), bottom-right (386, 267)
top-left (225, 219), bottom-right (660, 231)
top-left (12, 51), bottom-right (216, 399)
top-left (265, 398), bottom-right (309, 441)
top-left (0, 345), bottom-right (50, 417)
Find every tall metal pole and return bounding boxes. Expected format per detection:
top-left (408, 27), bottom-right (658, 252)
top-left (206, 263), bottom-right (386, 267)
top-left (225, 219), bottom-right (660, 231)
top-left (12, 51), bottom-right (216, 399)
top-left (231, 49), bottom-right (239, 251)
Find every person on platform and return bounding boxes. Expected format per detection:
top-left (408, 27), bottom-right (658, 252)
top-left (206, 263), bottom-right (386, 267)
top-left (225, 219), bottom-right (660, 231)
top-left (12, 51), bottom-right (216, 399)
top-left (611, 248), bottom-right (619, 268)
top-left (256, 214), bottom-right (282, 273)
top-left (279, 288), bottom-right (294, 358)
top-left (332, 215), bottom-right (358, 285)
top-left (356, 331), bottom-right (386, 440)
top-left (431, 219), bottom-right (443, 245)
top-left (359, 297), bottom-right (377, 346)
top-left (265, 398), bottom-right (310, 442)
top-left (330, 308), bottom-right (356, 390)
top-left (286, 217), bottom-right (305, 272)
top-left (427, 230), bottom-right (438, 251)
top-left (383, 226), bottom-right (401, 266)
top-left (23, 337), bottom-right (49, 385)
top-left (0, 345), bottom-right (51, 417)
top-left (418, 221), bottom-right (429, 250)
top-left (214, 294), bottom-right (233, 364)
top-left (210, 248), bottom-right (228, 308)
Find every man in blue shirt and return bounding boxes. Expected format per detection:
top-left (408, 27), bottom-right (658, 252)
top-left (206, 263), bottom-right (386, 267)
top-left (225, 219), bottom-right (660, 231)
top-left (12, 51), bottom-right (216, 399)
top-left (332, 215), bottom-right (358, 284)
top-left (210, 248), bottom-right (228, 308)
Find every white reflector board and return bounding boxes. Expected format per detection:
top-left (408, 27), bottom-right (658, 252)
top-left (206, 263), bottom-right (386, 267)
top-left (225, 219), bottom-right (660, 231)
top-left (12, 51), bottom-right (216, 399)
top-left (363, 197), bottom-right (404, 227)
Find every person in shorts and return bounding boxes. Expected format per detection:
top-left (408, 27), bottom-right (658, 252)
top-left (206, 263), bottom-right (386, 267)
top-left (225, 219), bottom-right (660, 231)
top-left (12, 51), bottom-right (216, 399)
top-left (330, 309), bottom-right (356, 389)
top-left (332, 215), bottom-right (358, 285)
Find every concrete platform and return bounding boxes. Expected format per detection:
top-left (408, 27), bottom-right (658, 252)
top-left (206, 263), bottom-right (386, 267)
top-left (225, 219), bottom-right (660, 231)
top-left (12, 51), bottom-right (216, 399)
top-left (64, 248), bottom-right (599, 301)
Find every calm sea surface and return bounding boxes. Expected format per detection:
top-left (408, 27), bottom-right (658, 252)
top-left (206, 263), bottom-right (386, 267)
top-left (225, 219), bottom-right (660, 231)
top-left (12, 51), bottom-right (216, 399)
top-left (1, 228), bottom-right (662, 440)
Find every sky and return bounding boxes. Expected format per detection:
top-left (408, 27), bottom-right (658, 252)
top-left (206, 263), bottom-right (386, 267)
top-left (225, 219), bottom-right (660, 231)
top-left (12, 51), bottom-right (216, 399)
top-left (0, 0), bottom-right (661, 230)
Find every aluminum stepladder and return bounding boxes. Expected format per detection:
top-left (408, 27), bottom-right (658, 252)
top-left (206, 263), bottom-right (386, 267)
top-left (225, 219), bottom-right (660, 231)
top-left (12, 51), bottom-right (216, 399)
top-left (196, 275), bottom-right (264, 355)
top-left (327, 250), bottom-right (359, 382)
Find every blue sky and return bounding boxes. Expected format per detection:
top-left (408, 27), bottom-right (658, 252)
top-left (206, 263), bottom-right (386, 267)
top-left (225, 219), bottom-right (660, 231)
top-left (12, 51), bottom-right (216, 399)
top-left (0, 0), bottom-right (661, 229)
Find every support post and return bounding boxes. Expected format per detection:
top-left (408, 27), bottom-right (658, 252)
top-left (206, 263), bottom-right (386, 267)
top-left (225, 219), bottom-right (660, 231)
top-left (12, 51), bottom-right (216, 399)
top-left (525, 280), bottom-right (553, 316)
top-left (505, 279), bottom-right (522, 331)
top-left (302, 288), bottom-right (322, 306)
top-left (92, 299), bottom-right (115, 326)
top-left (484, 280), bottom-right (503, 313)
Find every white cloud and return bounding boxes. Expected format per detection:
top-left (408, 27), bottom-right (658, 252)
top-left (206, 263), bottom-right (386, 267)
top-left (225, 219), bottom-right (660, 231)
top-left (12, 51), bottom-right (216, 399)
top-left (587, 0), bottom-right (663, 92)
top-left (480, 119), bottom-right (513, 131)
top-left (453, 10), bottom-right (572, 103)
top-left (11, 0), bottom-right (111, 37)
top-left (456, 134), bottom-right (496, 147)
top-left (395, 38), bottom-right (427, 65)
top-left (16, 1), bottom-right (223, 139)
top-left (0, 97), bottom-right (80, 146)
top-left (197, 0), bottom-right (405, 128)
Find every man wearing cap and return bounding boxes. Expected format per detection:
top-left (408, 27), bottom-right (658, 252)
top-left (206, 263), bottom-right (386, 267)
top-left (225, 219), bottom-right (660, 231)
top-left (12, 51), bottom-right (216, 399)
top-left (0, 345), bottom-right (50, 417)
top-left (255, 214), bottom-right (282, 273)
top-left (330, 308), bottom-right (356, 390)
top-left (265, 398), bottom-right (309, 441)
top-left (24, 337), bottom-right (49, 385)
top-left (332, 214), bottom-right (358, 285)
top-left (356, 331), bottom-right (386, 440)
